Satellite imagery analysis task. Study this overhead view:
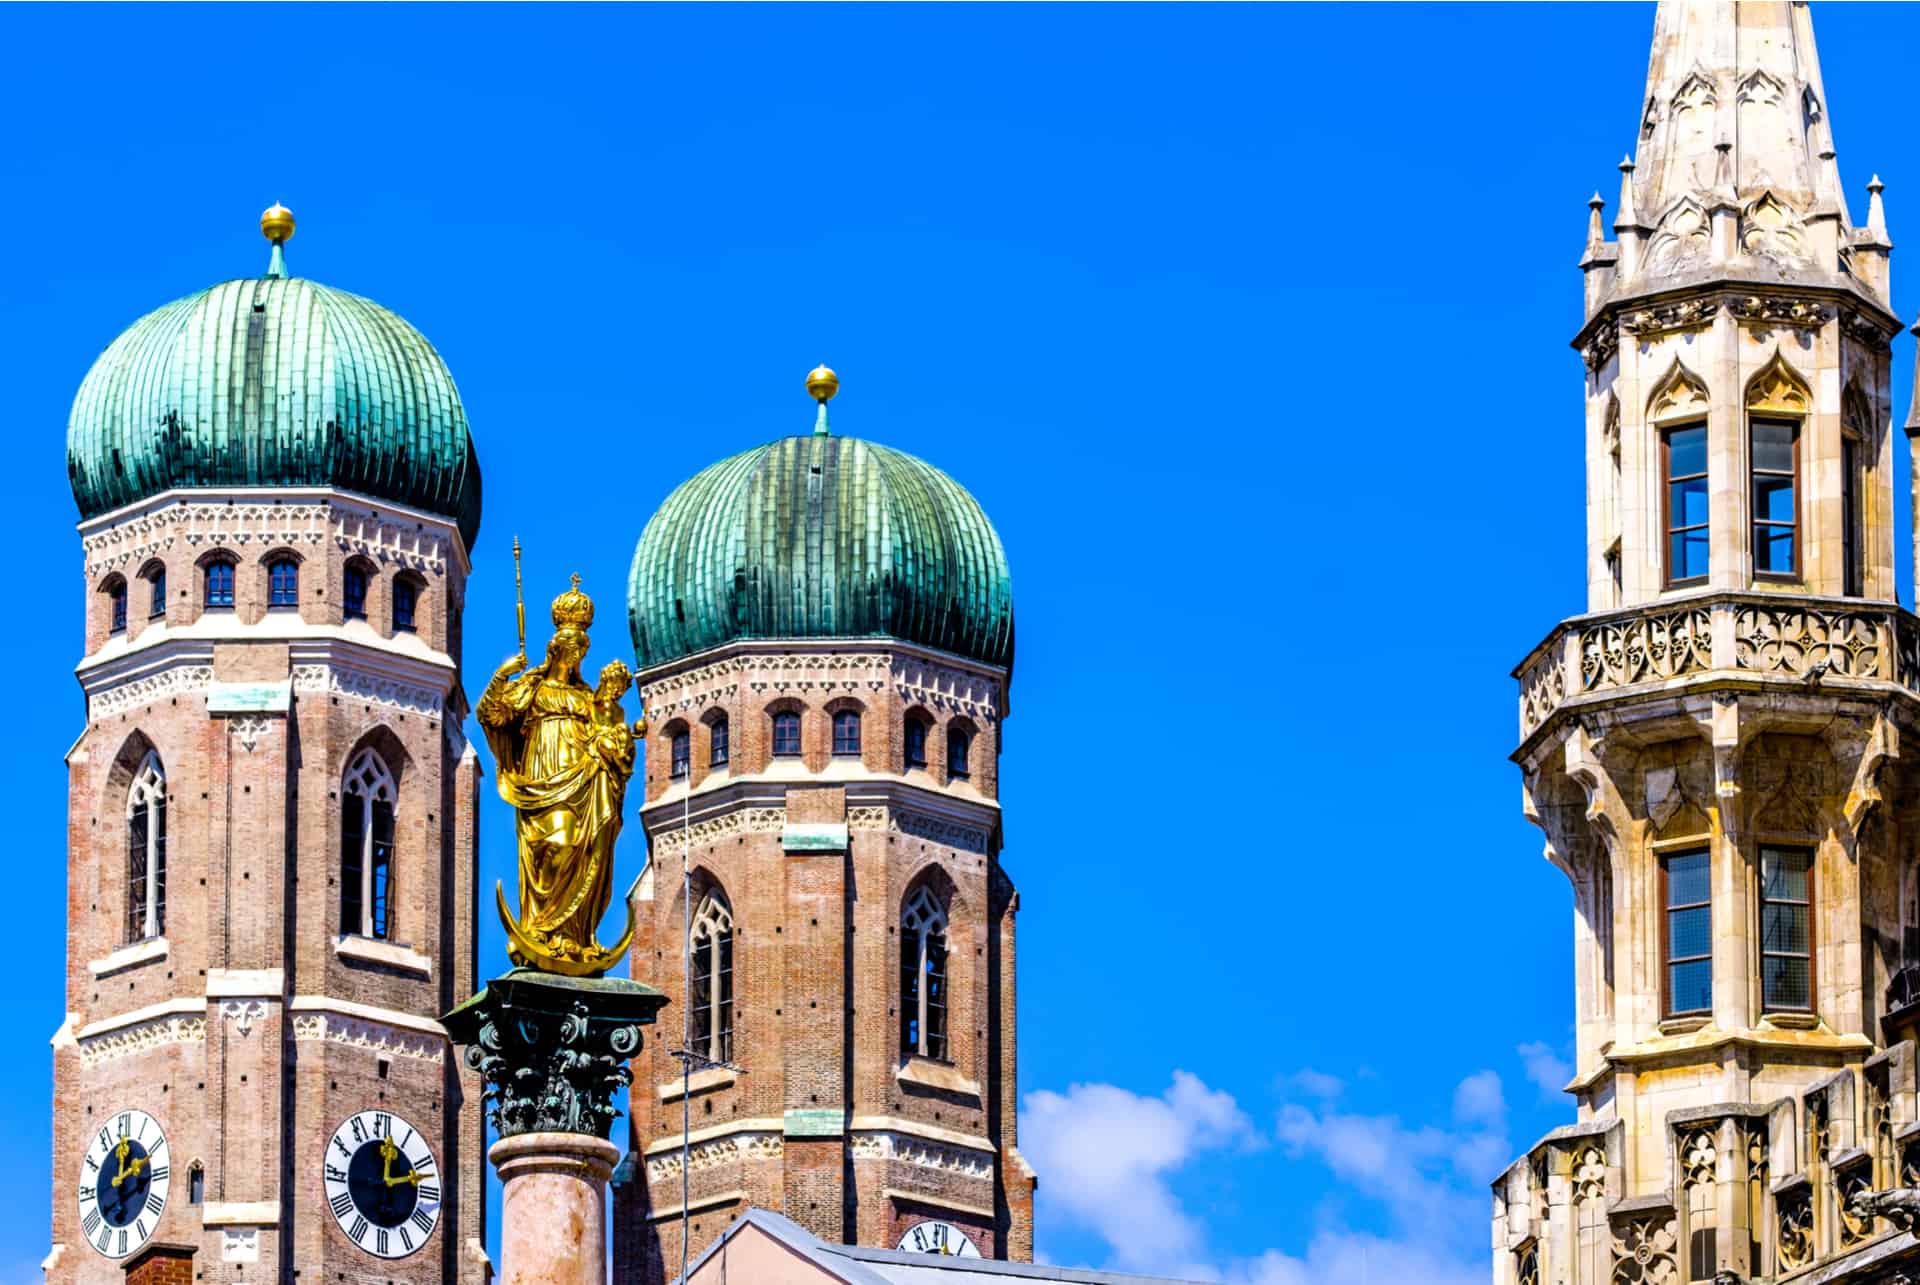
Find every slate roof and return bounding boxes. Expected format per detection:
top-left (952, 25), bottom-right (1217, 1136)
top-left (679, 1208), bottom-right (1204, 1285)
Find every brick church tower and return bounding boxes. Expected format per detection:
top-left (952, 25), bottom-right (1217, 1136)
top-left (612, 369), bottom-right (1035, 1280)
top-left (1494, 4), bottom-right (1920, 1282)
top-left (47, 209), bottom-right (488, 1283)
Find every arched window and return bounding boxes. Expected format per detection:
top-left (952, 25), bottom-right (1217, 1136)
top-left (832, 710), bottom-right (862, 757)
top-left (904, 714), bottom-right (930, 769)
top-left (900, 885), bottom-right (948, 1061)
top-left (708, 714), bottom-right (730, 768)
top-left (690, 891), bottom-right (734, 1062)
top-left (947, 726), bottom-right (973, 781)
top-left (343, 563), bottom-right (369, 620)
top-left (107, 580), bottom-right (127, 635)
top-left (145, 565), bottom-right (166, 620)
top-left (670, 729), bottom-right (690, 780)
top-left (204, 558), bottom-right (236, 609)
top-left (772, 710), bottom-right (802, 758)
top-left (126, 752), bottom-right (166, 942)
top-left (341, 749), bottom-right (397, 940)
top-left (392, 577), bottom-right (419, 633)
top-left (187, 1162), bottom-right (205, 1205)
top-left (267, 556), bottom-right (299, 608)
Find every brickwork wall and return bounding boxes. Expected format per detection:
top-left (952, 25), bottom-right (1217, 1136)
top-left (616, 641), bottom-right (1023, 1281)
top-left (51, 492), bottom-right (484, 1285)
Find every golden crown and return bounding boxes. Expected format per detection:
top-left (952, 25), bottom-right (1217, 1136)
top-left (551, 574), bottom-right (595, 629)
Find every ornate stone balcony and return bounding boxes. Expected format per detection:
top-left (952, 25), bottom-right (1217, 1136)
top-left (1514, 592), bottom-right (1920, 744)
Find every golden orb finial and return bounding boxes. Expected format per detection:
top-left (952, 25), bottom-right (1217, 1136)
top-left (261, 202), bottom-right (296, 245)
top-left (806, 365), bottom-right (839, 403)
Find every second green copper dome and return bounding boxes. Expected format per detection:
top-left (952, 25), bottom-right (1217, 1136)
top-left (628, 434), bottom-right (1013, 670)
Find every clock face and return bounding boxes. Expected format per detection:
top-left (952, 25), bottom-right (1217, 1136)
top-left (78, 1108), bottom-right (170, 1260)
top-left (323, 1110), bottom-right (440, 1259)
top-left (898, 1220), bottom-right (981, 1257)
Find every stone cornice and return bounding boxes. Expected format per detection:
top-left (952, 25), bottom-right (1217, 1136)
top-left (77, 487), bottom-right (469, 579)
top-left (641, 780), bottom-right (1000, 855)
top-left (1572, 273), bottom-right (1902, 360)
top-left (638, 638), bottom-right (1009, 724)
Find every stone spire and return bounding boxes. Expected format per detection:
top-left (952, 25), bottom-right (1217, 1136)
top-left (1610, 0), bottom-right (1881, 296)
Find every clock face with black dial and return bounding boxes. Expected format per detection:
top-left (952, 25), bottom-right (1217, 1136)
top-left (898, 1219), bottom-right (981, 1257)
top-left (323, 1110), bottom-right (440, 1259)
top-left (77, 1108), bottom-right (170, 1260)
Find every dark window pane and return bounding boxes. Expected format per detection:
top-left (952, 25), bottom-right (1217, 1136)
top-left (1752, 420), bottom-right (1795, 473)
top-left (833, 711), bottom-right (861, 756)
top-left (1670, 530), bottom-right (1709, 581)
top-left (1762, 849), bottom-right (1810, 901)
top-left (1762, 903), bottom-right (1810, 956)
top-left (948, 728), bottom-right (971, 779)
top-left (340, 796), bottom-right (364, 937)
top-left (1669, 427), bottom-right (1707, 477)
top-left (393, 580), bottom-right (417, 632)
top-left (149, 573), bottom-right (166, 618)
top-left (205, 561), bottom-right (234, 608)
top-left (710, 718), bottom-right (729, 767)
top-left (670, 732), bottom-right (690, 780)
top-left (1670, 906), bottom-right (1712, 960)
top-left (1672, 478), bottom-right (1710, 527)
top-left (269, 559), bottom-right (299, 607)
top-left (1667, 852), bottom-right (1710, 906)
top-left (1756, 529), bottom-right (1795, 573)
top-left (905, 718), bottom-right (928, 767)
top-left (110, 586), bottom-right (127, 633)
top-left (344, 566), bottom-right (368, 619)
top-left (1763, 956), bottom-right (1811, 1010)
top-left (369, 799), bottom-right (394, 940)
top-left (1754, 476), bottom-right (1796, 524)
top-left (1670, 958), bottom-right (1713, 1013)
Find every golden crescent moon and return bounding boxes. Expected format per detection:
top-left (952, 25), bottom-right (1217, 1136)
top-left (495, 880), bottom-right (637, 978)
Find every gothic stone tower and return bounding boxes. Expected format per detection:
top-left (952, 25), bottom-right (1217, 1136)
top-left (611, 371), bottom-right (1035, 1281)
top-left (1493, 4), bottom-right (1920, 1282)
top-left (47, 211), bottom-right (488, 1284)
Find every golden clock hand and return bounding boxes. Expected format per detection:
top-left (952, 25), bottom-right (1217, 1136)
top-left (110, 1137), bottom-right (129, 1187)
top-left (380, 1136), bottom-right (396, 1185)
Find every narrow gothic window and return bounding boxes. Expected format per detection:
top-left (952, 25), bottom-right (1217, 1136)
top-left (204, 558), bottom-right (235, 609)
top-left (709, 715), bottom-right (730, 768)
top-left (832, 710), bottom-right (861, 756)
top-left (343, 564), bottom-right (369, 620)
top-left (947, 726), bottom-right (972, 781)
top-left (341, 749), bottom-right (397, 940)
top-left (1663, 850), bottom-right (1712, 1016)
top-left (108, 582), bottom-right (127, 634)
top-left (670, 730), bottom-right (690, 780)
top-left (187, 1163), bottom-right (204, 1205)
top-left (901, 886), bottom-right (949, 1061)
top-left (1761, 846), bottom-right (1813, 1012)
top-left (1664, 424), bottom-right (1709, 586)
top-left (772, 711), bottom-right (801, 757)
top-left (393, 578), bottom-right (418, 633)
top-left (1751, 417), bottom-right (1799, 577)
top-left (148, 568), bottom-right (166, 619)
top-left (905, 715), bottom-right (929, 769)
top-left (268, 557), bottom-right (299, 608)
top-left (689, 891), bottom-right (734, 1063)
top-left (1842, 436), bottom-right (1862, 597)
top-left (126, 752), bottom-right (166, 943)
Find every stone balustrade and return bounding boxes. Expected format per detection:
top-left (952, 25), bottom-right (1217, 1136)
top-left (1515, 592), bottom-right (1920, 738)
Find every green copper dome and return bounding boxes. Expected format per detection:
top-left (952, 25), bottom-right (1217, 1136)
top-left (628, 434), bottom-right (1013, 670)
top-left (67, 273), bottom-right (482, 548)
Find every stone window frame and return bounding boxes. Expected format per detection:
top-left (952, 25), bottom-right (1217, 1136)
top-left (903, 707), bottom-right (933, 772)
top-left (341, 746), bottom-right (399, 941)
top-left (342, 555), bottom-right (377, 623)
top-left (261, 546), bottom-right (304, 613)
top-left (1661, 421), bottom-right (1710, 589)
top-left (702, 708), bottom-right (730, 771)
top-left (769, 703), bottom-right (804, 760)
top-left (900, 882), bottom-right (951, 1063)
top-left (1746, 354), bottom-right (1811, 586)
top-left (1660, 846), bottom-right (1713, 1019)
top-left (1757, 844), bottom-right (1816, 1016)
top-left (126, 749), bottom-right (167, 945)
top-left (946, 718), bottom-right (978, 784)
top-left (100, 571), bottom-right (128, 637)
top-left (392, 570), bottom-right (426, 635)
top-left (137, 558), bottom-right (167, 622)
top-left (198, 548), bottom-right (239, 613)
top-left (688, 884), bottom-right (735, 1064)
top-left (662, 718), bottom-right (692, 782)
top-left (825, 696), bottom-right (866, 762)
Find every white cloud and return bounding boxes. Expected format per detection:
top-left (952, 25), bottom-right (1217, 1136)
top-left (1022, 1069), bottom-right (1500, 1284)
top-left (1021, 1071), bottom-right (1253, 1276)
top-left (1516, 1041), bottom-right (1572, 1101)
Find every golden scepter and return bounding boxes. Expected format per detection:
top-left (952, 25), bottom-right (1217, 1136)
top-left (512, 535), bottom-right (525, 663)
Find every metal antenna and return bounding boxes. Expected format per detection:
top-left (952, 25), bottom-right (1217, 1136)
top-left (668, 764), bottom-right (740, 1282)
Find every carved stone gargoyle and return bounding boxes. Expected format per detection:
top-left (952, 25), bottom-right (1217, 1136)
top-left (1848, 1185), bottom-right (1920, 1231)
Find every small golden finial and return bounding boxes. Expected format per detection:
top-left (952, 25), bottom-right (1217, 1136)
top-left (806, 365), bottom-right (839, 403)
top-left (261, 202), bottom-right (296, 245)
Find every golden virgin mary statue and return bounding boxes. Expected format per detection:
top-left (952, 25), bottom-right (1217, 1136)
top-left (477, 574), bottom-right (644, 976)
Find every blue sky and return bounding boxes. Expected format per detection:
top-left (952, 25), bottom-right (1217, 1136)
top-left (3, 3), bottom-right (1917, 1281)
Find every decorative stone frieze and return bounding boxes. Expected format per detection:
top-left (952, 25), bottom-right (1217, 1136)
top-left (643, 1132), bottom-right (782, 1182)
top-left (849, 1130), bottom-right (994, 1179)
top-left (75, 1015), bottom-right (207, 1068)
top-left (646, 808), bottom-right (785, 848)
top-left (292, 664), bottom-right (446, 716)
top-left (87, 664), bottom-right (216, 721)
top-left (80, 492), bottom-right (460, 580)
top-left (290, 1012), bottom-right (447, 1064)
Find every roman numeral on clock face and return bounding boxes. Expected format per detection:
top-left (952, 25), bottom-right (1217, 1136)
top-left (374, 1113), bottom-right (393, 1138)
top-left (151, 1165), bottom-right (168, 1184)
top-left (82, 1210), bottom-right (100, 1237)
top-left (376, 1229), bottom-right (390, 1256)
top-left (417, 1183), bottom-right (440, 1203)
top-left (350, 1215), bottom-right (369, 1243)
top-left (410, 1207), bottom-right (434, 1233)
top-left (146, 1192), bottom-right (164, 1216)
top-left (326, 1164), bottom-right (347, 1183)
top-left (399, 1226), bottom-right (414, 1253)
top-left (331, 1192), bottom-right (354, 1219)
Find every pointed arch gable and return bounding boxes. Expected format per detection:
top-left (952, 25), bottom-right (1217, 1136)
top-left (1747, 351), bottom-right (1812, 415)
top-left (1648, 358), bottom-right (1711, 422)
